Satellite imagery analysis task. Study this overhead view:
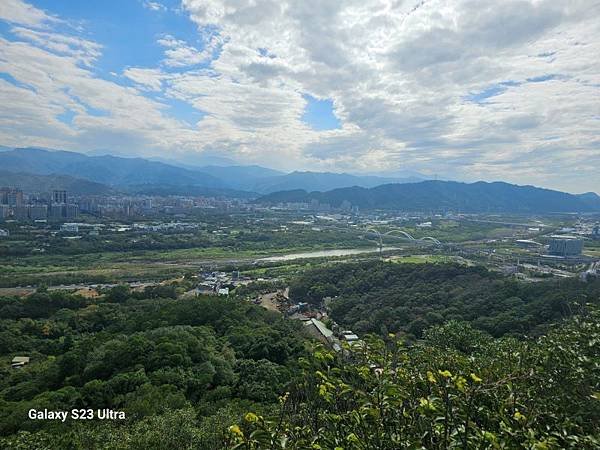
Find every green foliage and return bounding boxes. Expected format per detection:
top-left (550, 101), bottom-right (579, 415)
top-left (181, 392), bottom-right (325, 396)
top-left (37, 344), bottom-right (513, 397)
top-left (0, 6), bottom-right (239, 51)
top-left (290, 262), bottom-right (600, 338)
top-left (0, 407), bottom-right (240, 450)
top-left (235, 280), bottom-right (286, 297)
top-left (0, 293), bottom-right (305, 442)
top-left (423, 320), bottom-right (492, 354)
top-left (104, 285), bottom-right (130, 303)
top-left (230, 310), bottom-right (600, 449)
top-left (2, 258), bottom-right (599, 448)
top-left (235, 359), bottom-right (290, 402)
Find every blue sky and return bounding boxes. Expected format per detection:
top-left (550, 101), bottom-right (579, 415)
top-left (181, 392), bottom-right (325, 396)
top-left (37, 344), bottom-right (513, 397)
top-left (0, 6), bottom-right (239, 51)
top-left (0, 0), bottom-right (599, 193)
top-left (0, 0), bottom-right (340, 132)
top-left (32, 0), bottom-right (196, 71)
top-left (302, 95), bottom-right (341, 131)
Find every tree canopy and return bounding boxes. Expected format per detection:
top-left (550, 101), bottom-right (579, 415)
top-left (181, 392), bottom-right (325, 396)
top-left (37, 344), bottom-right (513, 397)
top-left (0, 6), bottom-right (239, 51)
top-left (289, 262), bottom-right (600, 338)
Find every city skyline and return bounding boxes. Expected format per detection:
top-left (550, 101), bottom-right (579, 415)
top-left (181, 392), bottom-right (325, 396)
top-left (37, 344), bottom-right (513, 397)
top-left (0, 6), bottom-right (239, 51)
top-left (0, 0), bottom-right (599, 193)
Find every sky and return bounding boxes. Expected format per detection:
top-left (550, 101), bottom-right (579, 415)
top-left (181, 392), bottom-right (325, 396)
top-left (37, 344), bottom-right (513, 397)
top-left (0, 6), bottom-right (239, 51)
top-left (0, 0), bottom-right (599, 193)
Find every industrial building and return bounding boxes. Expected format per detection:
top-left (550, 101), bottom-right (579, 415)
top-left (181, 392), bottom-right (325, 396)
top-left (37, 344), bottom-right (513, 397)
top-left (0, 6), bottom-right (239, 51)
top-left (548, 235), bottom-right (583, 257)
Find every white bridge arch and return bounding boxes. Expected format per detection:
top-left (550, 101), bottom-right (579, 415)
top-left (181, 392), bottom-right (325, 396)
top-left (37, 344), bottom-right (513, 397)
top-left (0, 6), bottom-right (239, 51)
top-left (364, 227), bottom-right (442, 253)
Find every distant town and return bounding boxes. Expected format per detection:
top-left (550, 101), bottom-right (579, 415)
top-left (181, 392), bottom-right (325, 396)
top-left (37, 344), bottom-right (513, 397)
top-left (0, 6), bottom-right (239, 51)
top-left (1, 184), bottom-right (598, 287)
top-left (0, 186), bottom-right (253, 223)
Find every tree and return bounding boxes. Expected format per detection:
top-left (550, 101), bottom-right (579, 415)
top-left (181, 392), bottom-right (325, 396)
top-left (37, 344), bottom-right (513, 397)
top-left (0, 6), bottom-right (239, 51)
top-left (229, 310), bottom-right (600, 449)
top-left (105, 285), bottom-right (131, 303)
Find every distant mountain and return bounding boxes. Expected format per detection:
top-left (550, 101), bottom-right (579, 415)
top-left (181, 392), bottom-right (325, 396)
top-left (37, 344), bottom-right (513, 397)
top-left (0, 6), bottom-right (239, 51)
top-left (176, 167), bottom-right (413, 193)
top-left (0, 148), bottom-right (224, 188)
top-left (367, 169), bottom-right (431, 180)
top-left (124, 184), bottom-right (256, 199)
top-left (258, 189), bottom-right (312, 203)
top-left (248, 171), bottom-right (423, 194)
top-left (0, 171), bottom-right (112, 195)
top-left (163, 153), bottom-right (238, 167)
top-left (0, 148), bottom-right (425, 195)
top-left (193, 165), bottom-right (285, 191)
top-left (576, 192), bottom-right (600, 210)
top-left (257, 181), bottom-right (600, 213)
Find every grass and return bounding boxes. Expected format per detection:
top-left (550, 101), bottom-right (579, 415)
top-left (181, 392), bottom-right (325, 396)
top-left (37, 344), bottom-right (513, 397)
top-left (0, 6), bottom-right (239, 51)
top-left (387, 255), bottom-right (471, 265)
top-left (0, 243), bottom-right (380, 287)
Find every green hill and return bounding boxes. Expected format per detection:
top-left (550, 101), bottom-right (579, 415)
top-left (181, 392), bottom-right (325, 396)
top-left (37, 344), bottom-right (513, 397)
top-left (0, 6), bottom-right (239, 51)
top-left (257, 180), bottom-right (600, 213)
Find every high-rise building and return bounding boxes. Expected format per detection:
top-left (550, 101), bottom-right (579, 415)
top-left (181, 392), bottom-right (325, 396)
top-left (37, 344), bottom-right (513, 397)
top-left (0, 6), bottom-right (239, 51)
top-left (13, 206), bottom-right (28, 220)
top-left (0, 187), bottom-right (24, 206)
top-left (53, 190), bottom-right (67, 204)
top-left (48, 205), bottom-right (64, 221)
top-left (0, 187), bottom-right (9, 205)
top-left (28, 205), bottom-right (48, 220)
top-left (0, 205), bottom-right (10, 220)
top-left (48, 203), bottom-right (79, 221)
top-left (65, 204), bottom-right (79, 219)
top-left (8, 190), bottom-right (23, 207)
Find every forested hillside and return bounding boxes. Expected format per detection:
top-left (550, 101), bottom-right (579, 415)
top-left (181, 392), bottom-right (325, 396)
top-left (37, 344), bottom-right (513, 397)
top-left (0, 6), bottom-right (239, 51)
top-left (0, 288), bottom-right (305, 447)
top-left (289, 262), bottom-right (600, 337)
top-left (1, 265), bottom-right (599, 449)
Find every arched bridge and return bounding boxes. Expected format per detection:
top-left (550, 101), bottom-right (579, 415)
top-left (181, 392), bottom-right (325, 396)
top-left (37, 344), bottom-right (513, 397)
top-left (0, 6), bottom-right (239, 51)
top-left (364, 227), bottom-right (442, 253)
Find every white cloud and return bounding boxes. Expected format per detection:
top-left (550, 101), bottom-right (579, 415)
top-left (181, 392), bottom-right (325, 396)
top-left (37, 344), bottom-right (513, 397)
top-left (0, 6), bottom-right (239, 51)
top-left (0, 36), bottom-right (199, 158)
top-left (0, 0), bottom-right (599, 192)
top-left (143, 1), bottom-right (167, 12)
top-left (10, 26), bottom-right (102, 66)
top-left (173, 0), bottom-right (600, 192)
top-left (123, 67), bottom-right (166, 91)
top-left (157, 34), bottom-right (221, 67)
top-left (0, 0), bottom-right (57, 28)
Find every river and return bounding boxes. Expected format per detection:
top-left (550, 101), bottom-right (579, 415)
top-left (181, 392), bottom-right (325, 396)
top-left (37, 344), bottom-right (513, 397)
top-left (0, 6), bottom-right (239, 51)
top-left (258, 247), bottom-right (400, 262)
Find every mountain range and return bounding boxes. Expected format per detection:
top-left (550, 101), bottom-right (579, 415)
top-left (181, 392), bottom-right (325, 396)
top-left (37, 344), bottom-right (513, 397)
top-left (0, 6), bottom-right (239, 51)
top-left (0, 148), bottom-right (224, 189)
top-left (0, 148), bottom-right (423, 195)
top-left (256, 181), bottom-right (600, 213)
top-left (0, 171), bottom-right (113, 195)
top-left (1, 147), bottom-right (597, 213)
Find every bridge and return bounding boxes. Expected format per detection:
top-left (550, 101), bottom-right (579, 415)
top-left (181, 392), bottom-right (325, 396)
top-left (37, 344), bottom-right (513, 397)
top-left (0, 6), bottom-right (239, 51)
top-left (364, 227), bottom-right (442, 255)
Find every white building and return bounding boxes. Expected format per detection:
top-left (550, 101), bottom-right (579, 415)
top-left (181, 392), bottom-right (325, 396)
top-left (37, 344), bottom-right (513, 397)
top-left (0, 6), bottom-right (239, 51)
top-left (60, 223), bottom-right (79, 233)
